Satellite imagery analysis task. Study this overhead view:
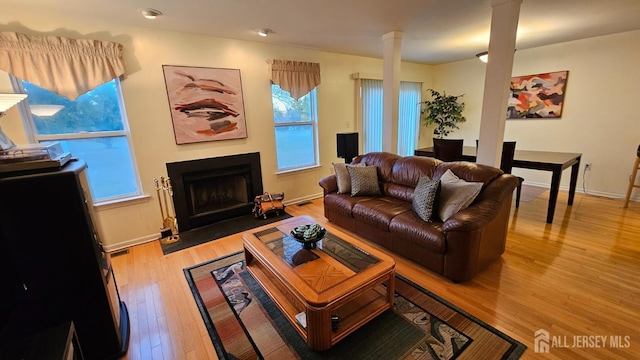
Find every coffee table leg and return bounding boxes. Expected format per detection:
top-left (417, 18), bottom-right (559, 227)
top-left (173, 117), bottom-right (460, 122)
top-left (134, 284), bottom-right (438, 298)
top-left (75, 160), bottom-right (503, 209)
top-left (387, 270), bottom-right (395, 305)
top-left (306, 309), bottom-right (332, 351)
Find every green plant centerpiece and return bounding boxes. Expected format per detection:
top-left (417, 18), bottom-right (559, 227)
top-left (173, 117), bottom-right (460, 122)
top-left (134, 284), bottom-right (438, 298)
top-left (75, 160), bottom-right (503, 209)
top-left (420, 89), bottom-right (467, 138)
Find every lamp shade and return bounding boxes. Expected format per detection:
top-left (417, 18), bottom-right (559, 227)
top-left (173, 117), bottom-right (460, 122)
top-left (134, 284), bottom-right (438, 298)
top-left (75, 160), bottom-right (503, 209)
top-left (30, 105), bottom-right (65, 117)
top-left (0, 94), bottom-right (27, 113)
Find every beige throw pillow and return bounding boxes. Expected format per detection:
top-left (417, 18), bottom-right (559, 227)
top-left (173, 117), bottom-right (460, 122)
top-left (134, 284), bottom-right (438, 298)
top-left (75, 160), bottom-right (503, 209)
top-left (438, 169), bottom-right (483, 221)
top-left (333, 162), bottom-right (365, 194)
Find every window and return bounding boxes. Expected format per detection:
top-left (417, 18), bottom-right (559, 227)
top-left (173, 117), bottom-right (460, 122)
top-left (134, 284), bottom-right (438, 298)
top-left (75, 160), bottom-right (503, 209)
top-left (271, 84), bottom-right (319, 171)
top-left (12, 77), bottom-right (142, 203)
top-left (361, 79), bottom-right (383, 154)
top-left (397, 82), bottom-right (422, 156)
top-left (359, 79), bottom-right (422, 155)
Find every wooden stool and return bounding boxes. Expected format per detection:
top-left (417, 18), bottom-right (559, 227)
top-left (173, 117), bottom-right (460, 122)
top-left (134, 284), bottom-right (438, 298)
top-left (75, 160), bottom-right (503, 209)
top-left (623, 145), bottom-right (640, 208)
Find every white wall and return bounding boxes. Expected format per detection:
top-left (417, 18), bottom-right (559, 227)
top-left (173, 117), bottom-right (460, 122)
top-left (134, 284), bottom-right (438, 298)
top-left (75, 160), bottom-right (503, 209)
top-left (0, 8), bottom-right (431, 250)
top-left (421, 30), bottom-right (640, 198)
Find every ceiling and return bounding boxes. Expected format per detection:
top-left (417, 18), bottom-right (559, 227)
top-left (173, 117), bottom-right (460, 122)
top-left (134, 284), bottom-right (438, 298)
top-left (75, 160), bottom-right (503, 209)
top-left (5, 0), bottom-right (640, 64)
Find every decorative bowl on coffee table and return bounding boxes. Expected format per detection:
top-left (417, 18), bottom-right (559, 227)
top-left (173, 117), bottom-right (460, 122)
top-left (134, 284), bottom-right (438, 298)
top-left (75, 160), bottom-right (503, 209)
top-left (290, 224), bottom-right (326, 249)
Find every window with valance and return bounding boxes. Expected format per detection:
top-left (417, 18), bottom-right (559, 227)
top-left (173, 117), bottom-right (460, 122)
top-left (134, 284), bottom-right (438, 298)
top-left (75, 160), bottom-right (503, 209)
top-left (0, 31), bottom-right (142, 203)
top-left (268, 59), bottom-right (321, 171)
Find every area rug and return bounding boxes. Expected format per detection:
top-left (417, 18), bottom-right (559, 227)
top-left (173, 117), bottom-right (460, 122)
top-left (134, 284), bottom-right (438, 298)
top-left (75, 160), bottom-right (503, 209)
top-left (184, 252), bottom-right (526, 359)
top-left (161, 213), bottom-right (291, 255)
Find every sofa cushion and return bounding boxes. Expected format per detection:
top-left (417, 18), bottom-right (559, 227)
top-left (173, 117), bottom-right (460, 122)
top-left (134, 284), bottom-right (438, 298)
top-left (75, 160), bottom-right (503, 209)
top-left (390, 211), bottom-right (445, 253)
top-left (352, 152), bottom-right (400, 183)
top-left (324, 193), bottom-right (375, 217)
top-left (352, 197), bottom-right (411, 231)
top-left (347, 165), bottom-right (382, 196)
top-left (382, 156), bottom-right (441, 202)
top-left (438, 169), bottom-right (483, 221)
top-left (333, 162), bottom-right (365, 194)
top-left (412, 176), bottom-right (440, 222)
top-left (390, 156), bottom-right (441, 187)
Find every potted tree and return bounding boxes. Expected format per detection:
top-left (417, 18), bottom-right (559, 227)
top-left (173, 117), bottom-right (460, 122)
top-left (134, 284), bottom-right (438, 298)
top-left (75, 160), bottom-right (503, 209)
top-left (420, 89), bottom-right (466, 138)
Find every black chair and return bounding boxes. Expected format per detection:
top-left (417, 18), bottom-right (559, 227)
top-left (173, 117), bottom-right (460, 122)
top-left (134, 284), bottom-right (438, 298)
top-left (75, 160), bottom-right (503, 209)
top-left (433, 138), bottom-right (464, 162)
top-left (500, 142), bottom-right (525, 208)
top-left (477, 140), bottom-right (524, 208)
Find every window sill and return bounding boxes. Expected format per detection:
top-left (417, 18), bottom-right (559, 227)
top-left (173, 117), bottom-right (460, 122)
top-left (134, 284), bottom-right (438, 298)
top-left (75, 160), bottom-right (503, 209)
top-left (276, 164), bottom-right (321, 175)
top-left (94, 194), bottom-right (151, 211)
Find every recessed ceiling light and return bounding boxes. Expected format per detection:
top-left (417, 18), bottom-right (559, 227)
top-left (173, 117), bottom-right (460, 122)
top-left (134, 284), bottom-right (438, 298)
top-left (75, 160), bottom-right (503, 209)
top-left (141, 8), bottom-right (162, 20)
top-left (257, 29), bottom-right (273, 37)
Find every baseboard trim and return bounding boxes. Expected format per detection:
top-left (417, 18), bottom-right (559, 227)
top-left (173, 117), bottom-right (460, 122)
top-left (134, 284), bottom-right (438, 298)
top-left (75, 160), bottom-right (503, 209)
top-left (104, 193), bottom-right (325, 252)
top-left (283, 192), bottom-right (323, 206)
top-left (103, 233), bottom-right (159, 253)
top-left (523, 181), bottom-right (635, 200)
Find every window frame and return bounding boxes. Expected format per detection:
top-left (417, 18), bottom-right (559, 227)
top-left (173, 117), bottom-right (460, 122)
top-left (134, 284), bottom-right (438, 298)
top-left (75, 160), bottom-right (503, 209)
top-left (10, 76), bottom-right (145, 206)
top-left (272, 86), bottom-right (320, 173)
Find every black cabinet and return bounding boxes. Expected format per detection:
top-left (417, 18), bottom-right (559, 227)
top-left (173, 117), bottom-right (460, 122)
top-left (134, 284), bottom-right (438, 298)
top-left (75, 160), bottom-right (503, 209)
top-left (0, 160), bottom-right (129, 359)
top-left (0, 321), bottom-right (84, 360)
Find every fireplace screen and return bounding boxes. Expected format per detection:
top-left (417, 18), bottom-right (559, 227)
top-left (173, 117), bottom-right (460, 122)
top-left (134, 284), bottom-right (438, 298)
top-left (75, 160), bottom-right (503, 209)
top-left (189, 174), bottom-right (248, 216)
top-left (167, 152), bottom-right (263, 231)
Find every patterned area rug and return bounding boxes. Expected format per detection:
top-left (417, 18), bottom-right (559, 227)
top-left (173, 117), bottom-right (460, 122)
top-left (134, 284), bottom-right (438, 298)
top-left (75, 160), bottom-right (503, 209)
top-left (184, 252), bottom-right (526, 359)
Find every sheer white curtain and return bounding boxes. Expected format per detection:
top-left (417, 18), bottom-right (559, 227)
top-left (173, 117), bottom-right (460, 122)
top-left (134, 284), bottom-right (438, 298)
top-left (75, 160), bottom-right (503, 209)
top-left (360, 79), bottom-right (421, 155)
top-left (397, 81), bottom-right (421, 156)
top-left (361, 79), bottom-right (383, 153)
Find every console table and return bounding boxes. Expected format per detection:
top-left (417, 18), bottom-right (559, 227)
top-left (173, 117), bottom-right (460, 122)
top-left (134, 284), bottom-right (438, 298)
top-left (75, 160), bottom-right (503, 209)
top-left (415, 146), bottom-right (582, 224)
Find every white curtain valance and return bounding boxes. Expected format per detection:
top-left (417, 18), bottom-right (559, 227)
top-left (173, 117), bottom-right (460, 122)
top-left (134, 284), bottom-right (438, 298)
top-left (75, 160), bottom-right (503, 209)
top-left (268, 59), bottom-right (320, 100)
top-left (0, 31), bottom-right (126, 100)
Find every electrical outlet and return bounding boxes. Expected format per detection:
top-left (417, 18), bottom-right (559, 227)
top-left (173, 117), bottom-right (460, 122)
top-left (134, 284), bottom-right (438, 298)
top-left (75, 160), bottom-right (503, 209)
top-left (585, 163), bottom-right (592, 171)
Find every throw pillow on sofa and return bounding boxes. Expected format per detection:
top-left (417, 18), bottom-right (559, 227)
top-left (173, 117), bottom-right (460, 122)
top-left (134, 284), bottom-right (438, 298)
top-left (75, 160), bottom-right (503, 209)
top-left (347, 165), bottom-right (381, 196)
top-left (438, 169), bottom-right (483, 221)
top-left (333, 162), bottom-right (365, 194)
top-left (412, 176), bottom-right (440, 222)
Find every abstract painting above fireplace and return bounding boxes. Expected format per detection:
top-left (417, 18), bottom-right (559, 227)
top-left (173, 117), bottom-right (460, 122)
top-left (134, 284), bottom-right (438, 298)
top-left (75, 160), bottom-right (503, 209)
top-left (167, 152), bottom-right (263, 232)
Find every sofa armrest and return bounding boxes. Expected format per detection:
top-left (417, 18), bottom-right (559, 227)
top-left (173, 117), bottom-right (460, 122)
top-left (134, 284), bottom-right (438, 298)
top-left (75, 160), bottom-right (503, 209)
top-left (442, 199), bottom-right (503, 232)
top-left (319, 174), bottom-right (338, 196)
top-left (442, 174), bottom-right (518, 232)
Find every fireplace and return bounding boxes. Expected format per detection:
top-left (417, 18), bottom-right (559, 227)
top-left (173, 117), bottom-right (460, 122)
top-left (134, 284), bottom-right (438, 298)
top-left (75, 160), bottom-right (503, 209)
top-left (167, 152), bottom-right (263, 231)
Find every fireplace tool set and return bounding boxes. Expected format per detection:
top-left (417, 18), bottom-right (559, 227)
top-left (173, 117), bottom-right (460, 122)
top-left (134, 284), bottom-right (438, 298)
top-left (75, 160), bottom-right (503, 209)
top-left (154, 176), bottom-right (180, 244)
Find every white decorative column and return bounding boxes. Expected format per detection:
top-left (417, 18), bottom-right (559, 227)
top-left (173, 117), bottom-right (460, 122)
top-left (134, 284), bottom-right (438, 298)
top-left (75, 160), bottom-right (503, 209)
top-left (382, 31), bottom-right (402, 153)
top-left (476, 0), bottom-right (522, 167)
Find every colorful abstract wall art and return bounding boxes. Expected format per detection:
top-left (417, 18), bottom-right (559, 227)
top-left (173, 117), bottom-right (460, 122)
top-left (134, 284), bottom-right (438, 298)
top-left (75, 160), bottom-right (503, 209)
top-left (162, 65), bottom-right (247, 144)
top-left (507, 70), bottom-right (569, 119)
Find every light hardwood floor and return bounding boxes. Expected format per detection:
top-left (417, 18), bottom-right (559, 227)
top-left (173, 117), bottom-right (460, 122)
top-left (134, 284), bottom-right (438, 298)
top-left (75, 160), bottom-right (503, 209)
top-left (111, 188), bottom-right (640, 359)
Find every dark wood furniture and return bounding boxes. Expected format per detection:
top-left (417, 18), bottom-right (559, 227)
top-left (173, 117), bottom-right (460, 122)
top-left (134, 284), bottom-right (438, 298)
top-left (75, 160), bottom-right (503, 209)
top-left (0, 321), bottom-right (84, 360)
top-left (433, 138), bottom-right (464, 161)
top-left (415, 146), bottom-right (582, 224)
top-left (0, 160), bottom-right (129, 359)
top-left (476, 140), bottom-right (524, 208)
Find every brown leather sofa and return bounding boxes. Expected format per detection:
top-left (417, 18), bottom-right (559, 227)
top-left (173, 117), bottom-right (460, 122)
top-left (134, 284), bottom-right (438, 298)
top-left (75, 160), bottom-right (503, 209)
top-left (319, 152), bottom-right (519, 282)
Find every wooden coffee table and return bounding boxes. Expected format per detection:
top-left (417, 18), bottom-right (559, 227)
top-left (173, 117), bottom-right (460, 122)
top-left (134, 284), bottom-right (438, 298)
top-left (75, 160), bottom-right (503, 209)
top-left (242, 215), bottom-right (395, 351)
